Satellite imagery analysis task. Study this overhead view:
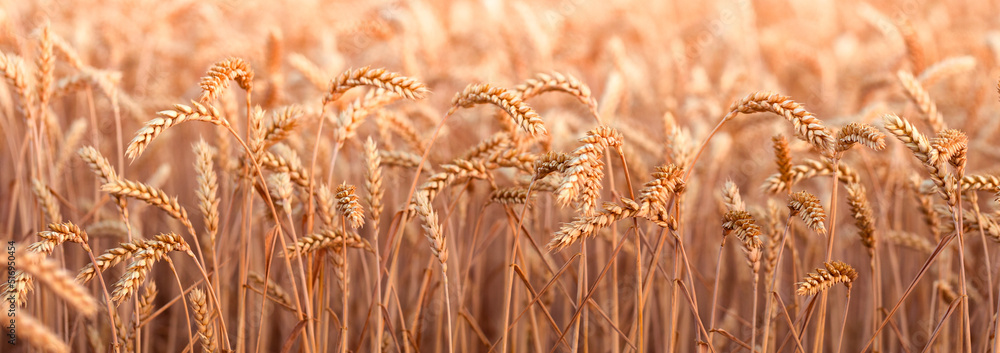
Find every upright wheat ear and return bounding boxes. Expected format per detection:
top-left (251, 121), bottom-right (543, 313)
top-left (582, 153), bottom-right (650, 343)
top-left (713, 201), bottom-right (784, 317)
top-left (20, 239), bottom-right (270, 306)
top-left (796, 261), bottom-right (858, 296)
top-left (788, 191), bottom-right (827, 235)
top-left (190, 288), bottom-right (218, 353)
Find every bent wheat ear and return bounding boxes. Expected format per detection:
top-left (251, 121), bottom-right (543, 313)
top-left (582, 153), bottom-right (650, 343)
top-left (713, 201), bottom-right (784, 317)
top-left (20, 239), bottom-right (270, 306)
top-left (556, 126), bottom-right (623, 214)
top-left (200, 57), bottom-right (254, 102)
top-left (126, 101), bottom-right (229, 161)
top-left (335, 183), bottom-right (365, 229)
top-left (20, 313), bottom-right (70, 353)
top-left (796, 261), bottom-right (858, 296)
top-left (287, 228), bottom-right (372, 257)
top-left (111, 233), bottom-right (189, 303)
top-left (883, 113), bottom-right (954, 204)
top-left (102, 179), bottom-right (192, 231)
top-left (77, 239), bottom-right (145, 283)
top-left (16, 248), bottom-right (97, 316)
top-left (724, 91), bottom-right (834, 153)
top-left (515, 71), bottom-right (597, 111)
top-left (836, 122), bottom-right (886, 152)
top-left (788, 191), bottom-right (827, 235)
top-left (324, 66), bottom-right (428, 105)
top-left (548, 199), bottom-right (643, 252)
top-left (722, 210), bottom-right (764, 249)
top-left (897, 70), bottom-right (944, 133)
top-left (772, 135), bottom-right (793, 185)
top-left (846, 183), bottom-right (877, 255)
top-left (490, 187), bottom-right (532, 205)
top-left (29, 222), bottom-right (88, 254)
top-left (451, 83), bottom-right (547, 136)
top-left (414, 193), bottom-right (448, 272)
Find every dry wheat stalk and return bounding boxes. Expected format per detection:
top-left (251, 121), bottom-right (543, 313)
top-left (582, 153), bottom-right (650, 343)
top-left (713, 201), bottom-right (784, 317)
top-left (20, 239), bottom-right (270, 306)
top-left (788, 190), bottom-right (827, 235)
top-left (365, 138), bottom-right (385, 228)
top-left (324, 66), bottom-right (428, 105)
top-left (16, 247), bottom-right (97, 316)
top-left (846, 183), bottom-right (877, 255)
top-left (548, 198), bottom-right (645, 251)
top-left (724, 91), bottom-right (834, 153)
top-left (762, 158), bottom-right (860, 194)
top-left (19, 313), bottom-right (70, 353)
top-left (450, 83), bottom-right (547, 136)
top-left (335, 183), bottom-right (365, 228)
top-left (796, 261), bottom-right (858, 296)
top-left (102, 178), bottom-right (193, 232)
top-left (248, 272), bottom-right (294, 310)
top-left (286, 228), bottom-right (372, 257)
top-left (32, 179), bottom-right (62, 224)
top-left (897, 70), bottom-right (945, 133)
top-left (836, 122), bottom-right (886, 152)
top-left (111, 233), bottom-right (189, 303)
top-left (126, 101), bottom-right (229, 161)
top-left (199, 57), bottom-right (254, 103)
top-left (190, 288), bottom-right (218, 353)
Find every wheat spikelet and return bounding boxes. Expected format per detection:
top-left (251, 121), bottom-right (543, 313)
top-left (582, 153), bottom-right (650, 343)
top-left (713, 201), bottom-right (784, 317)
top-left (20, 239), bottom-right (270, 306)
top-left (78, 145), bottom-right (119, 184)
top-left (50, 32), bottom-right (83, 69)
top-left (336, 183), bottom-right (365, 228)
top-left (193, 140), bottom-right (219, 263)
top-left (287, 228), bottom-right (372, 257)
top-left (897, 70), bottom-right (945, 133)
top-left (19, 313), bottom-right (70, 353)
top-left (762, 158), bottom-right (860, 194)
top-left (918, 56), bottom-right (976, 87)
top-left (458, 132), bottom-right (515, 162)
top-left (836, 122), bottom-right (886, 152)
top-left (77, 239), bottom-right (145, 283)
top-left (126, 101), bottom-right (229, 161)
top-left (28, 222), bottom-right (88, 254)
top-left (788, 191), bottom-right (827, 235)
top-left (450, 83), bottom-right (547, 136)
top-left (86, 220), bottom-right (132, 240)
top-left (16, 248), bottom-right (97, 316)
top-left (190, 288), bottom-right (218, 353)
top-left (724, 91), bottom-right (834, 153)
top-left (533, 151), bottom-right (571, 180)
top-left (896, 18), bottom-right (925, 72)
top-left (264, 29), bottom-right (284, 107)
top-left (36, 23), bottom-right (53, 110)
top-left (846, 183), bottom-right (877, 255)
top-left (102, 178), bottom-right (193, 231)
top-left (248, 272), bottom-right (294, 309)
top-left (796, 261), bottom-right (858, 296)
top-left (0, 52), bottom-right (35, 121)
top-left (414, 193), bottom-right (448, 272)
top-left (548, 198), bottom-right (644, 252)
top-left (515, 71), bottom-right (596, 109)
top-left (199, 57), bottom-right (254, 102)
top-left (378, 149), bottom-right (429, 171)
top-left (961, 174), bottom-right (1000, 192)
top-left (31, 179), bottom-right (62, 224)
top-left (409, 160), bottom-right (490, 215)
top-left (111, 233), bottom-right (189, 303)
top-left (324, 66), bottom-right (428, 105)
top-left (376, 109), bottom-right (427, 152)
top-left (363, 138), bottom-right (384, 228)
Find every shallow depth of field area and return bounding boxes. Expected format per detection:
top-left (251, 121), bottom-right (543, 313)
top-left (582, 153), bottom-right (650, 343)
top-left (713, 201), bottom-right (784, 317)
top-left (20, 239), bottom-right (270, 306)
top-left (3, 0), bottom-right (1000, 352)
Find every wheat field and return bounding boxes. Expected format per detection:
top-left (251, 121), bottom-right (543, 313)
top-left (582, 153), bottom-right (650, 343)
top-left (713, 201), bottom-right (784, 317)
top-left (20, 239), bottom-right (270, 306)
top-left (2, 0), bottom-right (1000, 352)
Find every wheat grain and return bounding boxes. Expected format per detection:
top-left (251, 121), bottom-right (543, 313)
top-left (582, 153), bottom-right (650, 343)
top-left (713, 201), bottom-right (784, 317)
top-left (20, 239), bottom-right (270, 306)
top-left (846, 183), bottom-right (877, 255)
top-left (772, 135), bottom-right (793, 185)
top-left (287, 228), bottom-right (372, 257)
top-left (138, 282), bottom-right (158, 322)
top-left (918, 56), bottom-right (976, 87)
top-left (883, 113), bottom-right (955, 205)
top-left (102, 178), bottom-right (193, 232)
top-left (788, 191), bottom-right (827, 235)
top-left (414, 193), bottom-right (448, 272)
top-left (762, 158), bottom-right (860, 194)
top-left (796, 261), bottom-right (858, 296)
top-left (961, 174), bottom-right (1000, 192)
top-left (637, 164), bottom-right (685, 218)
top-left (548, 198), bottom-right (644, 251)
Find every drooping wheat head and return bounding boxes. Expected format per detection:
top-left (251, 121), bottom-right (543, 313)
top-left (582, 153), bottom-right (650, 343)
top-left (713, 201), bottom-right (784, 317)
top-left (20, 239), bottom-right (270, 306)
top-left (796, 261), bottom-right (859, 296)
top-left (788, 190), bottom-right (827, 235)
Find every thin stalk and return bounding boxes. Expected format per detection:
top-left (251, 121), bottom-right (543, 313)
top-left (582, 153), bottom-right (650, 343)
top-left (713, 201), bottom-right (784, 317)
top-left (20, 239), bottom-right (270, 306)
top-left (835, 289), bottom-right (852, 353)
top-left (760, 214), bottom-right (794, 353)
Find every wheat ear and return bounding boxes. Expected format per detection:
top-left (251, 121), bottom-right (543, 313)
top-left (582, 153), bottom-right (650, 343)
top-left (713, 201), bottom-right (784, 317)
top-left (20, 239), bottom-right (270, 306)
top-left (190, 288), bottom-right (218, 352)
top-left (450, 83), bottom-right (547, 136)
top-left (788, 190), bottom-right (827, 235)
top-left (16, 247), bottom-right (97, 316)
top-left (102, 178), bottom-right (193, 232)
top-left (111, 233), bottom-right (189, 303)
top-left (0, 51), bottom-right (35, 121)
top-left (364, 138), bottom-right (384, 228)
top-left (35, 23), bottom-right (53, 111)
top-left (548, 198), bottom-right (643, 252)
top-left (724, 91), bottom-right (834, 153)
top-left (199, 57), bottom-right (254, 103)
top-left (836, 122), bottom-right (886, 153)
top-left (31, 179), bottom-right (62, 224)
top-left (19, 313), bottom-right (71, 353)
top-left (126, 101), bottom-right (229, 161)
top-left (796, 261), bottom-right (858, 296)
top-left (335, 183), bottom-right (365, 228)
top-left (286, 229), bottom-right (372, 257)
top-left (556, 126), bottom-right (623, 214)
top-left (194, 140), bottom-right (219, 267)
top-left (324, 66), bottom-right (428, 105)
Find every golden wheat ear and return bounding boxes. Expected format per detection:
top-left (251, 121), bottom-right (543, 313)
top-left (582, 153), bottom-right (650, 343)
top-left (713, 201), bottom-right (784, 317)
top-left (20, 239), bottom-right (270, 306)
top-left (324, 66), bottom-right (428, 105)
top-left (796, 261), bottom-right (858, 296)
top-left (788, 190), bottom-right (827, 235)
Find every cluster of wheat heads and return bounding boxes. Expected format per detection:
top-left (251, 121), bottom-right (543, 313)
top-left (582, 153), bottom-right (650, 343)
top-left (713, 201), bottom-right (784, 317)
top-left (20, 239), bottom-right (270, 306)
top-left (4, 2), bottom-right (1000, 353)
